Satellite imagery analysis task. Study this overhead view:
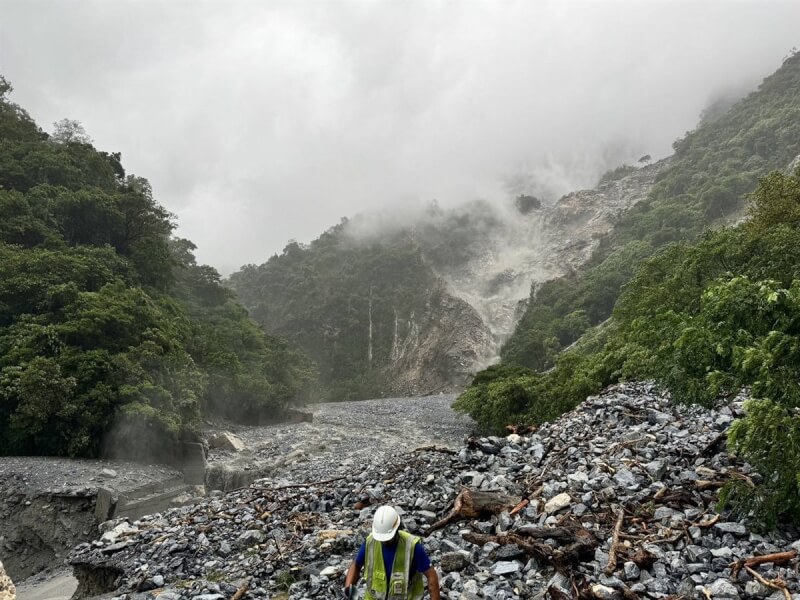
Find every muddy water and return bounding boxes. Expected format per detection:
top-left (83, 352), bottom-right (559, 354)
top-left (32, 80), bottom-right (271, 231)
top-left (206, 394), bottom-right (474, 488)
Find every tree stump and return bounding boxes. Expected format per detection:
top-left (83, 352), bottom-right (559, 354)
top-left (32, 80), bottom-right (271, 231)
top-left (425, 488), bottom-right (521, 535)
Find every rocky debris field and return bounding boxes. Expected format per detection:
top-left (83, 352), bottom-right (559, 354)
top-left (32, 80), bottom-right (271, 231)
top-left (0, 457), bottom-right (181, 498)
top-left (0, 459), bottom-right (181, 583)
top-left (204, 395), bottom-right (473, 490)
top-left (69, 382), bottom-right (800, 599)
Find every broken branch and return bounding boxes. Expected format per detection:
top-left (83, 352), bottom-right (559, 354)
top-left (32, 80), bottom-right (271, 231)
top-left (231, 578), bottom-right (251, 600)
top-left (604, 508), bottom-right (625, 576)
top-left (744, 566), bottom-right (791, 600)
top-left (509, 498), bottom-right (529, 516)
top-left (424, 488), bottom-right (520, 535)
top-left (731, 549), bottom-right (798, 579)
top-left (411, 445), bottom-right (457, 455)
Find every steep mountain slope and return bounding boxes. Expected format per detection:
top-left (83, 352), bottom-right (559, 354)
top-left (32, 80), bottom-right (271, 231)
top-left (503, 51), bottom-right (800, 371)
top-left (229, 227), bottom-right (495, 399)
top-left (455, 53), bottom-right (800, 524)
top-left (233, 54), bottom-right (800, 405)
top-left (229, 159), bottom-right (666, 400)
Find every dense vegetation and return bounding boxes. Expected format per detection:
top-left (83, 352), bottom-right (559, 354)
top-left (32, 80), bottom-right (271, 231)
top-left (502, 51), bottom-right (800, 372)
top-left (0, 77), bottom-right (313, 459)
top-left (229, 226), bottom-right (443, 401)
top-left (228, 197), bottom-right (523, 401)
top-left (456, 52), bottom-right (800, 525)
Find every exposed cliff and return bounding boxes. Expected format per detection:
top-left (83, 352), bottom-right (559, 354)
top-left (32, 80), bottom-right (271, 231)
top-left (537, 159), bottom-right (668, 273)
top-left (423, 159), bottom-right (669, 351)
top-left (228, 233), bottom-right (496, 399)
top-left (385, 284), bottom-right (493, 396)
top-left (229, 161), bottom-right (666, 399)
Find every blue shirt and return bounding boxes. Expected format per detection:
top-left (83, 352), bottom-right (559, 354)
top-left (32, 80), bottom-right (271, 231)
top-left (355, 538), bottom-right (431, 582)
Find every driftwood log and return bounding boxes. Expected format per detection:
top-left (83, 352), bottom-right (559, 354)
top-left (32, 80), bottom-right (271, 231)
top-left (462, 526), bottom-right (598, 571)
top-left (604, 508), bottom-right (625, 575)
top-left (424, 488), bottom-right (520, 535)
top-left (731, 549), bottom-right (798, 579)
top-left (744, 566), bottom-right (792, 600)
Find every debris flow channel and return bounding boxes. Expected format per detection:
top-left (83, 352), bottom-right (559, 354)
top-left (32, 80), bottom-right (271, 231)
top-left (69, 384), bottom-right (800, 599)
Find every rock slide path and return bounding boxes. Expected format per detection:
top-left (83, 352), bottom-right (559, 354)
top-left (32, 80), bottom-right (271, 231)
top-left (64, 385), bottom-right (800, 599)
top-left (12, 394), bottom-right (470, 600)
top-left (206, 394), bottom-right (473, 489)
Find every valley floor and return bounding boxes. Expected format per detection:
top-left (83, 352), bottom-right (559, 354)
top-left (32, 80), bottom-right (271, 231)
top-left (3, 393), bottom-right (474, 599)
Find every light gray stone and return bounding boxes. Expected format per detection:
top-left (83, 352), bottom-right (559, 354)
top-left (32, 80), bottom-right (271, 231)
top-left (491, 561), bottom-right (521, 576)
top-left (208, 432), bottom-right (246, 452)
top-left (745, 580), bottom-right (770, 597)
top-left (644, 460), bottom-right (667, 480)
top-left (715, 522), bottom-right (747, 535)
top-left (591, 584), bottom-right (622, 599)
top-left (709, 578), bottom-right (740, 598)
top-left (544, 492), bottom-right (571, 513)
top-left (623, 561), bottom-right (640, 580)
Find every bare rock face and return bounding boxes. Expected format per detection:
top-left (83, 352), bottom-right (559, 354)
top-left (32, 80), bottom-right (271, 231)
top-left (0, 560), bottom-right (15, 600)
top-left (385, 285), bottom-right (494, 396)
top-left (538, 159), bottom-right (668, 274)
top-left (420, 159), bottom-right (669, 378)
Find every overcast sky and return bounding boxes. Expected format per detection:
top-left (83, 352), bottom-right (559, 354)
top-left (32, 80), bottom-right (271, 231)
top-left (2, 1), bottom-right (799, 273)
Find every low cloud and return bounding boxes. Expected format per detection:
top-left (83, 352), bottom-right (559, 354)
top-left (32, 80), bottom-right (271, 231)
top-left (2, 0), bottom-right (798, 273)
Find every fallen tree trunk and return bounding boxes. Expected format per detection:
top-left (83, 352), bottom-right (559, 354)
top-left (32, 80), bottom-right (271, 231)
top-left (462, 527), bottom-right (598, 570)
top-left (424, 488), bottom-right (520, 535)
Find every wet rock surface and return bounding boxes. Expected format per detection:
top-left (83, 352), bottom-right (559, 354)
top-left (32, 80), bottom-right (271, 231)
top-left (69, 383), bottom-right (800, 599)
top-left (205, 394), bottom-right (473, 490)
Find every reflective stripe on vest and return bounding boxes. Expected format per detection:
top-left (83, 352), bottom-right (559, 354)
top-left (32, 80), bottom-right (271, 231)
top-left (363, 531), bottom-right (424, 600)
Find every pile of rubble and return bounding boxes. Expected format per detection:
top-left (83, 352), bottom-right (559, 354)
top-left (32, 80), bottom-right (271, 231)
top-left (69, 382), bottom-right (800, 599)
top-left (203, 395), bottom-right (474, 490)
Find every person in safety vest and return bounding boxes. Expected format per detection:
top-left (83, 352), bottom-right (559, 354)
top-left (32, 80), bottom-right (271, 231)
top-left (344, 505), bottom-right (440, 600)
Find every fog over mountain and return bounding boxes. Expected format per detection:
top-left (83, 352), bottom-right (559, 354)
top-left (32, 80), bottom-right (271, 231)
top-left (2, 0), bottom-right (798, 273)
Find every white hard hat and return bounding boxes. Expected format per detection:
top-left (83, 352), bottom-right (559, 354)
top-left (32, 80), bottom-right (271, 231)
top-left (372, 505), bottom-right (401, 542)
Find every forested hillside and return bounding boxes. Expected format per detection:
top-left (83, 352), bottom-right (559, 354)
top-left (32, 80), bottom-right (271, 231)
top-left (0, 77), bottom-right (313, 459)
top-left (228, 224), bottom-right (493, 400)
top-left (502, 51), bottom-right (800, 371)
top-left (456, 52), bottom-right (800, 525)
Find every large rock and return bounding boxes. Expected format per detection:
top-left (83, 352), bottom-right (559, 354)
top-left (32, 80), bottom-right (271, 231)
top-left (208, 432), bottom-right (246, 452)
top-left (708, 578), bottom-right (740, 599)
top-left (440, 552), bottom-right (470, 572)
top-left (0, 560), bottom-right (15, 600)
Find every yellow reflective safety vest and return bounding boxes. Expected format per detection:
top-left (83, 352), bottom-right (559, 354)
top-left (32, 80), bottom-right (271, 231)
top-left (364, 530), bottom-right (425, 600)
